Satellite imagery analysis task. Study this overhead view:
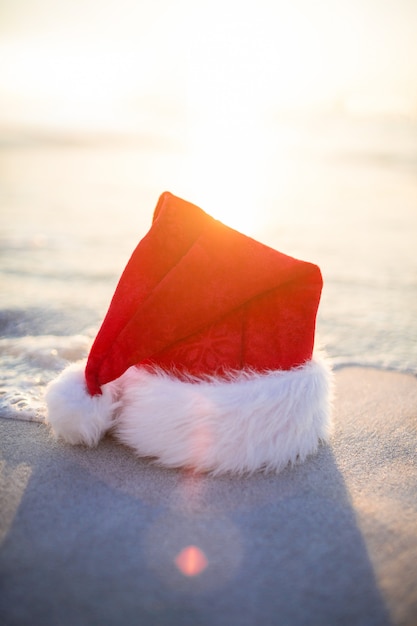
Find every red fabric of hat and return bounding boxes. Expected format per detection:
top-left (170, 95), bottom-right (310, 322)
top-left (85, 191), bottom-right (322, 395)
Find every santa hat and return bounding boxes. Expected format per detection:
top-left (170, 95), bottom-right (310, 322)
top-left (46, 192), bottom-right (332, 475)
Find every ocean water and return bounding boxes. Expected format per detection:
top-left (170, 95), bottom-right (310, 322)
top-left (1, 113), bottom-right (416, 422)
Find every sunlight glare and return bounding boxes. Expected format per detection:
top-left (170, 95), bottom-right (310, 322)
top-left (182, 4), bottom-right (332, 235)
top-left (1, 0), bottom-right (417, 135)
top-left (2, 0), bottom-right (416, 236)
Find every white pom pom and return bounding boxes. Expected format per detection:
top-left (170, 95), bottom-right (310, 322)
top-left (45, 361), bottom-right (119, 447)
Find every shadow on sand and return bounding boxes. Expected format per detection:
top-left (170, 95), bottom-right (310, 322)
top-left (0, 419), bottom-right (392, 625)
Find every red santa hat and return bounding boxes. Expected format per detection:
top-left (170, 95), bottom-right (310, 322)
top-left (46, 192), bottom-right (332, 474)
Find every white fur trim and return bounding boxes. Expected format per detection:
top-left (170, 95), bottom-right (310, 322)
top-left (45, 355), bottom-right (333, 474)
top-left (45, 362), bottom-right (120, 447)
top-left (115, 355), bottom-right (333, 474)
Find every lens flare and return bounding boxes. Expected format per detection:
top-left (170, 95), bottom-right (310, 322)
top-left (174, 545), bottom-right (208, 577)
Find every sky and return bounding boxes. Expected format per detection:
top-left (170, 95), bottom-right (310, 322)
top-left (1, 0), bottom-right (417, 135)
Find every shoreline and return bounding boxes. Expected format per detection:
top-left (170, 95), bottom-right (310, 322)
top-left (1, 364), bottom-right (416, 425)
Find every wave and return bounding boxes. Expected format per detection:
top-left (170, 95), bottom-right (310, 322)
top-left (0, 305), bottom-right (99, 422)
top-left (0, 332), bottom-right (92, 422)
top-left (0, 306), bottom-right (100, 338)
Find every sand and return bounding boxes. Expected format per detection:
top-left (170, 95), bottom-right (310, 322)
top-left (1, 367), bottom-right (416, 626)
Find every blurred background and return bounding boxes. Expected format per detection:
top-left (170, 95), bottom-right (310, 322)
top-left (1, 0), bottom-right (416, 419)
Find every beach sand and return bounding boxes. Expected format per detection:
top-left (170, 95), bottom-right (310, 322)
top-left (1, 367), bottom-right (416, 625)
